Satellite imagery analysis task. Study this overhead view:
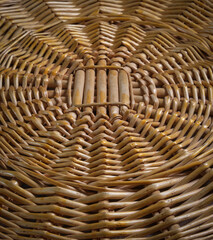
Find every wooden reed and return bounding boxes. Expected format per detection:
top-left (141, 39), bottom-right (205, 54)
top-left (0, 0), bottom-right (213, 239)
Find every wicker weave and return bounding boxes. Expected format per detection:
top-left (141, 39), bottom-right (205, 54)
top-left (0, 0), bottom-right (213, 239)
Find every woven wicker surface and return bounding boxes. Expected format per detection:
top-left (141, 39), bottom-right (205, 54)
top-left (0, 0), bottom-right (213, 239)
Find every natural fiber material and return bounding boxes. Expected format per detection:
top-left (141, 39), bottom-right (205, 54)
top-left (0, 0), bottom-right (213, 239)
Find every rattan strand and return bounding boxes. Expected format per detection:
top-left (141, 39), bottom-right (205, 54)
top-left (0, 0), bottom-right (213, 239)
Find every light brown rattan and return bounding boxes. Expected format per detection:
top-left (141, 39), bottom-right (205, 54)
top-left (0, 0), bottom-right (213, 239)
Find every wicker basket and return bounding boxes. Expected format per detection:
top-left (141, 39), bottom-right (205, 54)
top-left (0, 0), bottom-right (213, 239)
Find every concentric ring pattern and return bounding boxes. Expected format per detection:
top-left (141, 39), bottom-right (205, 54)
top-left (0, 0), bottom-right (213, 239)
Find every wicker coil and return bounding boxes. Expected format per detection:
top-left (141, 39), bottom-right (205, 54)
top-left (0, 0), bottom-right (213, 239)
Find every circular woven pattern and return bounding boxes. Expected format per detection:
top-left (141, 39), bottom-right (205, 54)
top-left (0, 0), bottom-right (213, 239)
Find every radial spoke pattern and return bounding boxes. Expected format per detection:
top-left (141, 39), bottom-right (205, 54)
top-left (0, 0), bottom-right (213, 239)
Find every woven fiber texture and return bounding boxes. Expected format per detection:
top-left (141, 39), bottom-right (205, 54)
top-left (0, 0), bottom-right (213, 239)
